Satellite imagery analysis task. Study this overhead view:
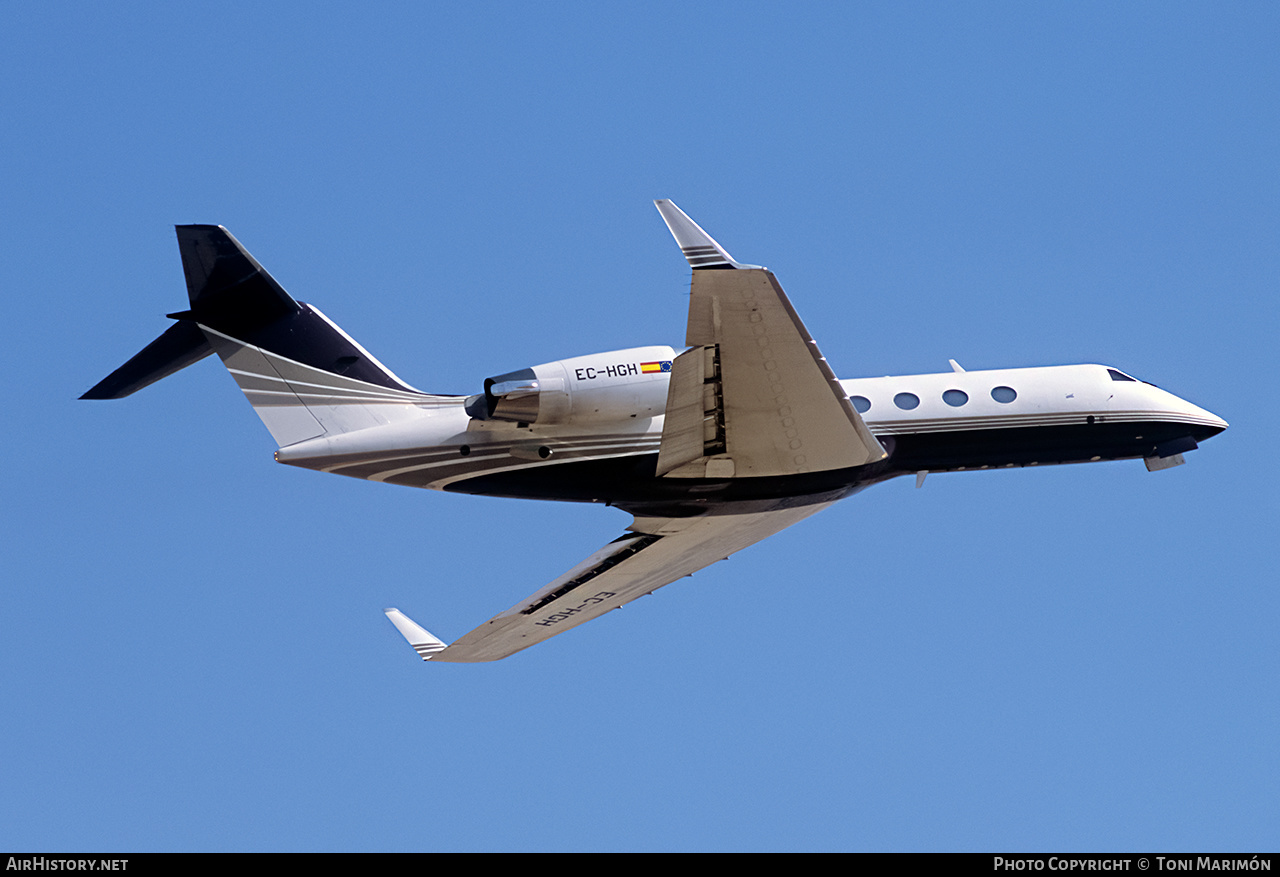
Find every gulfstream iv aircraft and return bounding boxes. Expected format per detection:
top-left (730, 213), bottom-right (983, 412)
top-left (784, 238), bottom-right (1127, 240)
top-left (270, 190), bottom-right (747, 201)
top-left (84, 201), bottom-right (1227, 662)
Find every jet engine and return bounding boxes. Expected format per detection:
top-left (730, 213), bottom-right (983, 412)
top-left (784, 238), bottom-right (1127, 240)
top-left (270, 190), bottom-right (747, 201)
top-left (465, 346), bottom-right (676, 426)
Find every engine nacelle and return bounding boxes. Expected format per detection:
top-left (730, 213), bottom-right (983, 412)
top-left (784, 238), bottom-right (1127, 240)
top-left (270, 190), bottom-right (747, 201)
top-left (465, 346), bottom-right (676, 426)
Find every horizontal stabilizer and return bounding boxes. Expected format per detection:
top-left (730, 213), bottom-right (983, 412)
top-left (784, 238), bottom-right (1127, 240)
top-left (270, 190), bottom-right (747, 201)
top-left (81, 320), bottom-right (213, 399)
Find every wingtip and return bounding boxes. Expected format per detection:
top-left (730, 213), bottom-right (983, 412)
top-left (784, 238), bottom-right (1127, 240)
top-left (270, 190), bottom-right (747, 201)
top-left (652, 199), bottom-right (758, 270)
top-left (384, 607), bottom-right (448, 661)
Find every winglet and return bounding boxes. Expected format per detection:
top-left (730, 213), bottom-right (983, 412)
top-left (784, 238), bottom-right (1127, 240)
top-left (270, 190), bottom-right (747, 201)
top-left (384, 608), bottom-right (448, 661)
top-left (653, 200), bottom-right (761, 270)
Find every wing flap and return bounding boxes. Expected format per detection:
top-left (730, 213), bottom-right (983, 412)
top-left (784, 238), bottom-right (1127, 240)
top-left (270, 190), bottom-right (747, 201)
top-left (655, 345), bottom-right (719, 476)
top-left (408, 503), bottom-right (832, 663)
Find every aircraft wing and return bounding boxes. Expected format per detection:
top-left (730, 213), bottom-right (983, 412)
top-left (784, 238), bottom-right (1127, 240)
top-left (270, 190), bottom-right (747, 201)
top-left (385, 502), bottom-right (832, 662)
top-left (386, 201), bottom-right (869, 663)
top-left (653, 199), bottom-right (886, 478)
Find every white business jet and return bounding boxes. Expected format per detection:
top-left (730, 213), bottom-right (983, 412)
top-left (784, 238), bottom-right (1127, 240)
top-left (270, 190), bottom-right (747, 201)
top-left (83, 201), bottom-right (1227, 662)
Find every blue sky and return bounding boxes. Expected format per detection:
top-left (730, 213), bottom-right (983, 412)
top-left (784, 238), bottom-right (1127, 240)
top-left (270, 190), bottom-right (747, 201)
top-left (3, 3), bottom-right (1277, 852)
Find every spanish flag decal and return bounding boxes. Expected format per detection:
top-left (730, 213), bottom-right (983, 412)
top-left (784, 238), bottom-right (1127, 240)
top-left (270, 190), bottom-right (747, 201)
top-left (640, 360), bottom-right (672, 374)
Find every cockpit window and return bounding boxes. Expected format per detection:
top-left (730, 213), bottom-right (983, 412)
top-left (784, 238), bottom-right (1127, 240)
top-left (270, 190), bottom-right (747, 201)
top-left (1108, 368), bottom-right (1137, 382)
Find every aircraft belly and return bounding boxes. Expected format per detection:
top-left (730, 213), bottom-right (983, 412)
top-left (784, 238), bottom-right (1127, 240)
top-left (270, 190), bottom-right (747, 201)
top-left (442, 453), bottom-right (873, 513)
top-left (883, 418), bottom-right (1225, 472)
top-left (283, 414), bottom-right (1221, 510)
top-left (440, 415), bottom-right (1223, 506)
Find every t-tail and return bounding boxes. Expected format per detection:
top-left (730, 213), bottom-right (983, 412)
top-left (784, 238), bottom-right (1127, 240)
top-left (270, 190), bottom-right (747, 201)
top-left (82, 225), bottom-right (448, 446)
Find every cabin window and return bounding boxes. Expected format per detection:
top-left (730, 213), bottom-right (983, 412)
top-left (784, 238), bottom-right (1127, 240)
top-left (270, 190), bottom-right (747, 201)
top-left (942, 389), bottom-right (968, 407)
top-left (850, 395), bottom-right (871, 413)
top-left (991, 386), bottom-right (1017, 403)
top-left (1108, 368), bottom-right (1137, 382)
top-left (894, 392), bottom-right (920, 410)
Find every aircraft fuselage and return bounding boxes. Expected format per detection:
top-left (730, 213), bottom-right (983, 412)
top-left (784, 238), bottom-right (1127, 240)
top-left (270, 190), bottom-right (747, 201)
top-left (274, 359), bottom-right (1225, 517)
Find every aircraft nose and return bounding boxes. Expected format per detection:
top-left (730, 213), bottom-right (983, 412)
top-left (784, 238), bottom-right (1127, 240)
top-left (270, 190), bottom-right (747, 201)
top-left (1166, 390), bottom-right (1227, 439)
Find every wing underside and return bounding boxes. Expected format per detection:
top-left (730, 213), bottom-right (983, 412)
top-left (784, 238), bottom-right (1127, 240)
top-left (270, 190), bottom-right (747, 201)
top-left (387, 503), bottom-right (832, 662)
